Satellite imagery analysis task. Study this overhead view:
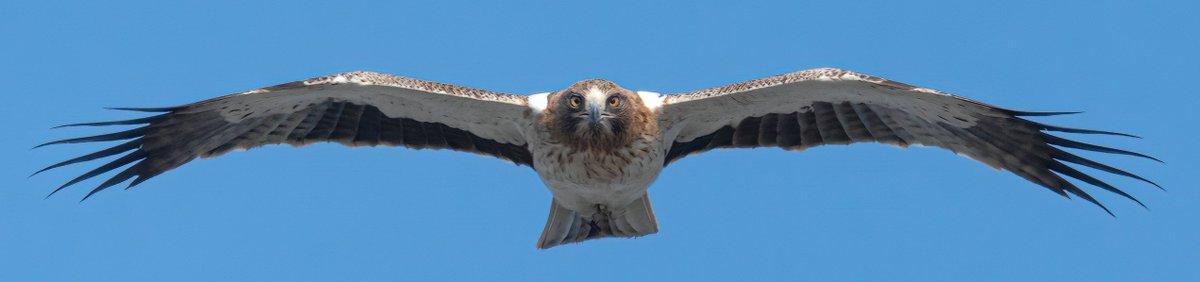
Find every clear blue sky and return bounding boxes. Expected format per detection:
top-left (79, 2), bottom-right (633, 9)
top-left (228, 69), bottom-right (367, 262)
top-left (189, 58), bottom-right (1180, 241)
top-left (3, 0), bottom-right (1196, 281)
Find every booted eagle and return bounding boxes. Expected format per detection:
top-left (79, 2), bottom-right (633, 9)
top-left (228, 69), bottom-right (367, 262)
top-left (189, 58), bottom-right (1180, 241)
top-left (36, 68), bottom-right (1158, 248)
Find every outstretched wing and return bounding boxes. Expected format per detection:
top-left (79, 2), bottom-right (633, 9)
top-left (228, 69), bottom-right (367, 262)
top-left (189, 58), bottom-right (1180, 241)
top-left (658, 68), bottom-right (1159, 214)
top-left (37, 71), bottom-right (535, 200)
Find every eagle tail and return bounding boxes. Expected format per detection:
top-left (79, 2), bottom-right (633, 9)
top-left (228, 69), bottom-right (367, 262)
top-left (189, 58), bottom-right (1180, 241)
top-left (535, 193), bottom-right (659, 249)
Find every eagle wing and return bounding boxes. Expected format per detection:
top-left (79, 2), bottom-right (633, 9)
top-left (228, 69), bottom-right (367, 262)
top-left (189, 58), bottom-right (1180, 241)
top-left (657, 68), bottom-right (1158, 214)
top-left (37, 71), bottom-right (535, 200)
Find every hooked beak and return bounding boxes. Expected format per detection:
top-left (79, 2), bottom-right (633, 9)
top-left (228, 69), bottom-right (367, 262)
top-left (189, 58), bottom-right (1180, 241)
top-left (587, 103), bottom-right (602, 125)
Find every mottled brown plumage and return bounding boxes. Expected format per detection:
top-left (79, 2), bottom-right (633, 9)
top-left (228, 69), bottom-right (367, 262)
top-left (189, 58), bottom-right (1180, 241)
top-left (540, 79), bottom-right (658, 152)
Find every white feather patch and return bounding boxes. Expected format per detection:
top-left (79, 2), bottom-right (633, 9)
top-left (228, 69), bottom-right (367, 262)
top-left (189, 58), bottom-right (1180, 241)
top-left (586, 86), bottom-right (606, 102)
top-left (331, 75), bottom-right (350, 84)
top-left (636, 91), bottom-right (663, 111)
top-left (528, 92), bottom-right (551, 113)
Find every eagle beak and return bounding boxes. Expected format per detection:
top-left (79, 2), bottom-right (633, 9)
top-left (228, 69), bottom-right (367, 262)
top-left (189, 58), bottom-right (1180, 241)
top-left (587, 103), bottom-right (602, 125)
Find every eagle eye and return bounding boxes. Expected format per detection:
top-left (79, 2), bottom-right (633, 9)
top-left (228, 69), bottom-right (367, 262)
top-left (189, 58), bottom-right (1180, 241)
top-left (607, 95), bottom-right (621, 108)
top-left (568, 94), bottom-right (582, 109)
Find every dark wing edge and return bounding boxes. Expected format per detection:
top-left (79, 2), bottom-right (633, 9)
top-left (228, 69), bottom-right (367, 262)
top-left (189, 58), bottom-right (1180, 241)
top-left (661, 69), bottom-right (1160, 216)
top-left (34, 72), bottom-right (534, 201)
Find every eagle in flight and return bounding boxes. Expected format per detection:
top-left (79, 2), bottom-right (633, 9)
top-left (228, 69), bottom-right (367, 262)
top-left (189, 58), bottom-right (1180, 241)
top-left (37, 68), bottom-right (1158, 248)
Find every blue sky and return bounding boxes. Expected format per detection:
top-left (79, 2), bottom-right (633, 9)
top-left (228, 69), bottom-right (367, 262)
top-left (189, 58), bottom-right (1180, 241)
top-left (2, 0), bottom-right (1196, 280)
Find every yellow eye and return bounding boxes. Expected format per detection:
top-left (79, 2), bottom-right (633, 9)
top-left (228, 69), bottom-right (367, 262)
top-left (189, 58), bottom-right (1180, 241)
top-left (607, 96), bottom-right (621, 107)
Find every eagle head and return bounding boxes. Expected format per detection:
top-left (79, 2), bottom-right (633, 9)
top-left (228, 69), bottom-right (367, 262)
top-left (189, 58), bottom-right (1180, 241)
top-left (544, 79), bottom-right (653, 150)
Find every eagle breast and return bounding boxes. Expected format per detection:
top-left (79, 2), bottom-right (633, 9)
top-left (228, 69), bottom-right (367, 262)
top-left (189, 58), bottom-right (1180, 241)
top-left (531, 79), bottom-right (663, 211)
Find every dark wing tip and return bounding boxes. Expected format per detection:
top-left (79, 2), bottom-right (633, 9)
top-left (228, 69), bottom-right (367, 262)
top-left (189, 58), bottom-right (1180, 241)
top-left (34, 127), bottom-right (149, 149)
top-left (1043, 134), bottom-right (1163, 163)
top-left (1048, 147), bottom-right (1163, 191)
top-left (43, 147), bottom-right (147, 200)
top-left (1060, 180), bottom-right (1116, 217)
top-left (1015, 116), bottom-right (1160, 214)
top-left (1035, 122), bottom-right (1142, 139)
top-left (79, 170), bottom-right (135, 202)
top-left (1048, 161), bottom-right (1147, 210)
top-left (31, 139), bottom-right (144, 177)
top-left (51, 114), bottom-right (168, 129)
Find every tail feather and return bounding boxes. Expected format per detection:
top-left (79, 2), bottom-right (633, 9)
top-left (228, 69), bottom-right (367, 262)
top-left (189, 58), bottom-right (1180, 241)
top-left (536, 193), bottom-right (658, 249)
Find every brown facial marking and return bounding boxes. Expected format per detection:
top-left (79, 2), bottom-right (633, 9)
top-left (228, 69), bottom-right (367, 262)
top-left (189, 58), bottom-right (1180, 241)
top-left (541, 79), bottom-right (657, 151)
